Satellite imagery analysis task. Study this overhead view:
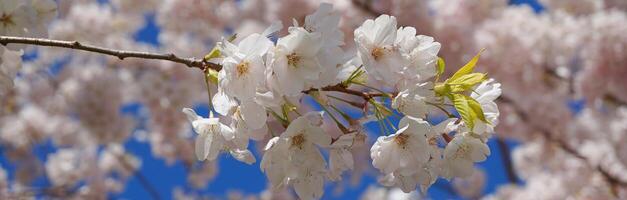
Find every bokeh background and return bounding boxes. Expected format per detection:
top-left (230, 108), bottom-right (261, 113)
top-left (1, 0), bottom-right (626, 199)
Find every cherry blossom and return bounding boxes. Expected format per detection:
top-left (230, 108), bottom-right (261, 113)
top-left (182, 108), bottom-right (255, 164)
top-left (2, 1), bottom-right (626, 199)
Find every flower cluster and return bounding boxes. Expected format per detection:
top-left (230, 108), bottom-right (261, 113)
top-left (177, 4), bottom-right (501, 199)
top-left (0, 0), bottom-right (56, 95)
top-left (4, 0), bottom-right (625, 199)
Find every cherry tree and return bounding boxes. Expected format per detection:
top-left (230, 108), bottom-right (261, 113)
top-left (0, 0), bottom-right (625, 199)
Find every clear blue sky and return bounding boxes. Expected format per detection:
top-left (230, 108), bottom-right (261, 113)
top-left (0, 0), bottom-right (545, 199)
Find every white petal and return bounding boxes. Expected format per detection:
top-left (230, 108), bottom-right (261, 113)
top-left (229, 149), bottom-right (256, 164)
top-left (240, 101), bottom-right (267, 129)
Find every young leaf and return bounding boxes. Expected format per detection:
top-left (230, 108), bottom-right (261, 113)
top-left (451, 94), bottom-right (489, 130)
top-left (452, 93), bottom-right (476, 130)
top-left (448, 49), bottom-right (485, 82)
top-left (206, 69), bottom-right (219, 85)
top-left (436, 57), bottom-right (446, 77)
top-left (467, 95), bottom-right (488, 123)
top-left (204, 47), bottom-right (221, 61)
top-left (447, 73), bottom-right (487, 93)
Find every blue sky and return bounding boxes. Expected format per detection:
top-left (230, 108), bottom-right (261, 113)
top-left (0, 0), bottom-right (548, 199)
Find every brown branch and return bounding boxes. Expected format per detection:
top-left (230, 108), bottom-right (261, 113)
top-left (351, 0), bottom-right (385, 16)
top-left (1, 36), bottom-right (394, 103)
top-left (496, 136), bottom-right (521, 184)
top-left (116, 154), bottom-right (162, 200)
top-left (0, 36), bottom-right (221, 71)
top-left (498, 96), bottom-right (627, 188)
top-left (306, 84), bottom-right (389, 101)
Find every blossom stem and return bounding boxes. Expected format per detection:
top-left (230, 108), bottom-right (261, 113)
top-left (203, 69), bottom-right (214, 110)
top-left (351, 82), bottom-right (392, 98)
top-left (315, 100), bottom-right (349, 133)
top-left (0, 36), bottom-right (221, 71)
top-left (384, 117), bottom-right (397, 131)
top-left (329, 104), bottom-right (353, 122)
top-left (426, 102), bottom-right (456, 118)
top-left (327, 95), bottom-right (365, 109)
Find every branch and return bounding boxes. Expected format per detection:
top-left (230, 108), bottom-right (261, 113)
top-left (116, 154), bottom-right (162, 200)
top-left (306, 84), bottom-right (388, 101)
top-left (498, 96), bottom-right (627, 188)
top-left (0, 36), bottom-right (221, 71)
top-left (495, 136), bottom-right (520, 184)
top-left (351, 0), bottom-right (385, 16)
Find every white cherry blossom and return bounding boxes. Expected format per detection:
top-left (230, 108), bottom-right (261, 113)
top-left (182, 108), bottom-right (255, 164)
top-left (219, 33), bottom-right (273, 101)
top-left (260, 112), bottom-right (331, 200)
top-left (392, 82), bottom-right (436, 118)
top-left (468, 78), bottom-right (502, 138)
top-left (270, 27), bottom-right (323, 96)
top-left (0, 0), bottom-right (34, 37)
top-left (328, 132), bottom-right (365, 181)
top-left (442, 134), bottom-right (490, 178)
top-left (0, 46), bottom-right (22, 95)
top-left (395, 27), bottom-right (441, 85)
top-left (371, 116), bottom-right (431, 177)
top-left (354, 15), bottom-right (404, 85)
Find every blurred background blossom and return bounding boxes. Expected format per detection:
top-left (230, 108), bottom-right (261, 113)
top-left (0, 0), bottom-right (626, 199)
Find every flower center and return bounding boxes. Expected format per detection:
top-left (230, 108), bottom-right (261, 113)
top-left (394, 133), bottom-right (410, 149)
top-left (428, 137), bottom-right (438, 146)
top-left (287, 52), bottom-right (301, 67)
top-left (209, 124), bottom-right (220, 133)
top-left (371, 47), bottom-right (385, 61)
top-left (291, 133), bottom-right (306, 149)
top-left (453, 143), bottom-right (470, 159)
top-left (0, 14), bottom-right (14, 26)
top-left (236, 61), bottom-right (250, 77)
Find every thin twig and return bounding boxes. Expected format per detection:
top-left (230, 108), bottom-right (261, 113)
top-left (116, 155), bottom-right (162, 200)
top-left (496, 136), bottom-right (520, 184)
top-left (0, 36), bottom-right (221, 71)
top-left (351, 0), bottom-right (385, 16)
top-left (499, 96), bottom-right (627, 188)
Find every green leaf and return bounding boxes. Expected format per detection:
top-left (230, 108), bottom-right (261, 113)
top-left (436, 57), bottom-right (445, 77)
top-left (451, 94), bottom-right (487, 130)
top-left (448, 49), bottom-right (484, 82)
top-left (204, 47), bottom-right (221, 61)
top-left (452, 93), bottom-right (475, 129)
top-left (467, 96), bottom-right (488, 123)
top-left (447, 73), bottom-right (487, 93)
top-left (206, 69), bottom-right (219, 85)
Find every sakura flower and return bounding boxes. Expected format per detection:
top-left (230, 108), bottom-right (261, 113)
top-left (354, 15), bottom-right (405, 85)
top-left (212, 88), bottom-right (268, 131)
top-left (370, 116), bottom-right (431, 176)
top-left (0, 46), bottom-right (22, 95)
top-left (304, 3), bottom-right (344, 47)
top-left (28, 0), bottom-right (58, 37)
top-left (328, 132), bottom-right (365, 181)
top-left (219, 33), bottom-right (273, 101)
top-left (0, 0), bottom-right (34, 38)
top-left (467, 78), bottom-right (501, 138)
top-left (361, 186), bottom-right (420, 200)
top-left (260, 112), bottom-right (331, 200)
top-left (182, 108), bottom-right (255, 164)
top-left (46, 149), bottom-right (87, 186)
top-left (281, 111), bottom-right (331, 164)
top-left (392, 82), bottom-right (436, 118)
top-left (442, 134), bottom-right (490, 178)
top-left (260, 137), bottom-right (291, 189)
top-left (270, 27), bottom-right (323, 96)
top-left (378, 172), bottom-right (420, 193)
top-left (395, 27), bottom-right (441, 85)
